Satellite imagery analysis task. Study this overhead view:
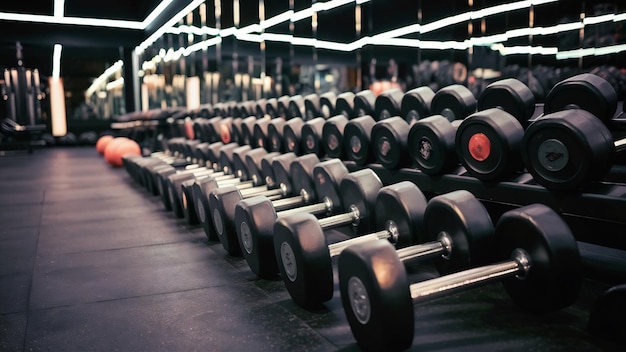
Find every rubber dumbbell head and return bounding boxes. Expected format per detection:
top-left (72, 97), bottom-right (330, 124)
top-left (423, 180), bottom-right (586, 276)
top-left (338, 202), bottom-right (580, 351)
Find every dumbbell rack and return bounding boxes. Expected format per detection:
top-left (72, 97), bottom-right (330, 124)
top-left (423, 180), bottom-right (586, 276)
top-left (347, 162), bottom-right (626, 281)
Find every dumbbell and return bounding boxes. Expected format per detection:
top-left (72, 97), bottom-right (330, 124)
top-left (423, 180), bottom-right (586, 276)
top-left (338, 201), bottom-right (581, 351)
top-left (166, 143), bottom-right (258, 218)
top-left (193, 149), bottom-right (284, 239)
top-left (124, 154), bottom-right (187, 193)
top-left (228, 158), bottom-right (348, 270)
top-left (521, 76), bottom-right (623, 189)
top-left (335, 90), bottom-right (376, 118)
top-left (343, 115), bottom-right (377, 165)
top-left (372, 84), bottom-right (477, 170)
top-left (305, 91), bottom-right (337, 120)
top-left (271, 181), bottom-right (428, 307)
top-left (374, 87), bottom-right (404, 120)
top-left (254, 117), bottom-right (286, 152)
top-left (135, 150), bottom-right (203, 196)
top-left (300, 117), bottom-right (327, 156)
top-left (234, 165), bottom-right (379, 278)
top-left (153, 141), bottom-right (228, 207)
top-left (274, 188), bottom-right (496, 308)
top-left (192, 148), bottom-right (286, 241)
top-left (457, 74), bottom-right (619, 183)
top-left (321, 115), bottom-right (350, 159)
top-left (179, 144), bottom-right (260, 224)
top-left (521, 109), bottom-right (626, 189)
top-left (410, 78), bottom-right (535, 177)
top-left (265, 97), bottom-right (280, 118)
top-left (401, 86), bottom-right (435, 124)
top-left (208, 153), bottom-right (321, 255)
top-left (281, 117), bottom-right (305, 155)
top-left (167, 165), bottom-right (239, 218)
top-left (277, 95), bottom-right (292, 118)
top-left (287, 95), bottom-right (306, 119)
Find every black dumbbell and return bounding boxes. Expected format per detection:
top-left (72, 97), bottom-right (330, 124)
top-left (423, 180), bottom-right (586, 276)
top-left (301, 117), bottom-right (327, 156)
top-left (338, 201), bottom-right (581, 351)
top-left (127, 154), bottom-right (189, 194)
top-left (522, 109), bottom-right (626, 189)
top-left (456, 74), bottom-right (621, 183)
top-left (281, 117), bottom-right (305, 155)
top-left (411, 78), bottom-right (535, 177)
top-left (233, 164), bottom-right (379, 279)
top-left (167, 165), bottom-right (241, 218)
top-left (321, 115), bottom-right (350, 159)
top-left (151, 141), bottom-right (227, 205)
top-left (372, 84), bottom-right (477, 170)
top-left (194, 150), bottom-right (285, 240)
top-left (305, 92), bottom-right (337, 120)
top-left (167, 143), bottom-right (258, 218)
top-left (374, 87), bottom-right (404, 120)
top-left (277, 95), bottom-right (292, 118)
top-left (193, 148), bottom-right (280, 239)
top-left (265, 97), bottom-right (280, 118)
top-left (238, 116), bottom-right (259, 145)
top-left (335, 90), bottom-right (376, 118)
top-left (343, 115), bottom-right (377, 165)
top-left (521, 75), bottom-right (623, 189)
top-left (271, 181), bottom-right (429, 307)
top-left (543, 73), bottom-right (618, 125)
top-left (230, 159), bottom-right (349, 276)
top-left (287, 95), bottom-right (306, 119)
top-left (274, 188), bottom-right (495, 308)
top-left (180, 144), bottom-right (259, 224)
top-left (401, 86), bottom-right (435, 124)
top-left (255, 117), bottom-right (286, 152)
top-left (208, 153), bottom-right (321, 255)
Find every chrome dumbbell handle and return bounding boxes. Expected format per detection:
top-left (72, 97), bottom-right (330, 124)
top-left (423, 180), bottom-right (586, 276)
top-left (277, 196), bottom-right (332, 218)
top-left (409, 248), bottom-right (530, 302)
top-left (317, 204), bottom-right (360, 229)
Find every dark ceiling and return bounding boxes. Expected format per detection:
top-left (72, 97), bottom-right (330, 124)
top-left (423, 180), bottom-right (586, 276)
top-left (0, 0), bottom-right (190, 79)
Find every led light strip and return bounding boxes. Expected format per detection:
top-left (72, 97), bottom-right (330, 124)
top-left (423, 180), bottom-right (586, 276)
top-left (86, 60), bottom-right (124, 97)
top-left (152, 0), bottom-right (560, 54)
top-left (52, 44), bottom-right (63, 79)
top-left (151, 8), bottom-right (625, 61)
top-left (54, 0), bottom-right (65, 18)
top-left (0, 0), bottom-right (173, 29)
top-left (134, 0), bottom-right (626, 90)
top-left (136, 0), bottom-right (205, 54)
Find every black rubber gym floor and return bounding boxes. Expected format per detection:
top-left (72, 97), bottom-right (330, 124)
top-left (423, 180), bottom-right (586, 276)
top-left (0, 147), bottom-right (620, 351)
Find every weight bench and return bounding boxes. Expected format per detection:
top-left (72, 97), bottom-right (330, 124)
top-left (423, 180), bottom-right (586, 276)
top-left (0, 118), bottom-right (47, 154)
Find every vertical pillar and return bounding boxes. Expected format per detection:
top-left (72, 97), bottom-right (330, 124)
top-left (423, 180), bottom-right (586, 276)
top-left (122, 46), bottom-right (136, 112)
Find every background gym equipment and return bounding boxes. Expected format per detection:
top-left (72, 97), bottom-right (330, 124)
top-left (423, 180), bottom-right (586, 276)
top-left (338, 201), bottom-right (581, 351)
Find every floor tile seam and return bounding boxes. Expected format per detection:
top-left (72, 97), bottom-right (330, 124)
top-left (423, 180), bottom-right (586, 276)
top-left (26, 283), bottom-right (239, 312)
top-left (38, 239), bottom-right (194, 256)
top-left (23, 225), bottom-right (42, 352)
top-left (38, 210), bottom-right (167, 226)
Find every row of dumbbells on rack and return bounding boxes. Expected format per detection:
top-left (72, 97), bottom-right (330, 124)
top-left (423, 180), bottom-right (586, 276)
top-left (118, 73), bottom-right (625, 349)
top-left (121, 143), bottom-right (605, 349)
top-left (146, 72), bottom-right (626, 191)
